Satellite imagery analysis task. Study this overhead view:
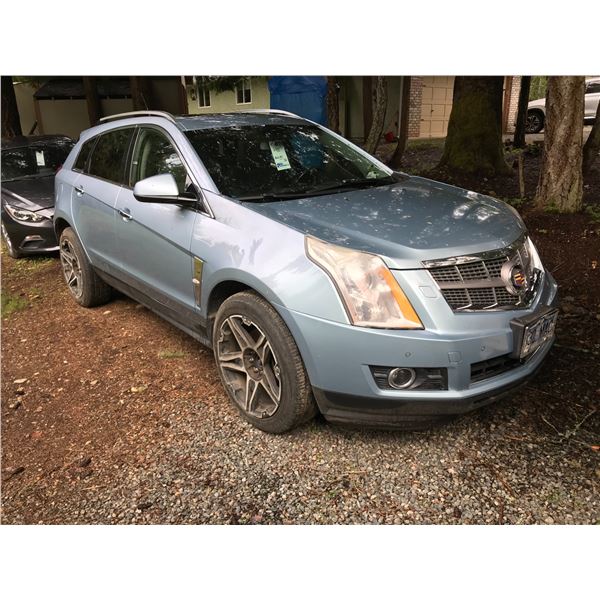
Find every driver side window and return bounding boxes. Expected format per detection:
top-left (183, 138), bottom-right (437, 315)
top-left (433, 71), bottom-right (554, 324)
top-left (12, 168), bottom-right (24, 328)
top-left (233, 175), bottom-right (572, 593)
top-left (130, 128), bottom-right (187, 193)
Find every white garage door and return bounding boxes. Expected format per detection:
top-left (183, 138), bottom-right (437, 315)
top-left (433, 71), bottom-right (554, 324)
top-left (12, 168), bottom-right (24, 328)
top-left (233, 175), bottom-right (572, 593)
top-left (420, 76), bottom-right (454, 138)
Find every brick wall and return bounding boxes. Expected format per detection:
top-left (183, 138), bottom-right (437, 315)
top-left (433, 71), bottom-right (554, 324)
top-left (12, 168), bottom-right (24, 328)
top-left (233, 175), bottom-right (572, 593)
top-left (505, 76), bottom-right (521, 134)
top-left (407, 77), bottom-right (423, 138)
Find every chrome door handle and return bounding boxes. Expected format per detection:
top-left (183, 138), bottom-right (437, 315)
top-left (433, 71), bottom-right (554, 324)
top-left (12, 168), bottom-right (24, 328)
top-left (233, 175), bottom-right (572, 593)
top-left (74, 186), bottom-right (84, 196)
top-left (118, 209), bottom-right (133, 221)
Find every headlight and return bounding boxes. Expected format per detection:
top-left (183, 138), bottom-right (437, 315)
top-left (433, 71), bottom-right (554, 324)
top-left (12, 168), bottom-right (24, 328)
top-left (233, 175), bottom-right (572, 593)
top-left (4, 204), bottom-right (47, 223)
top-left (306, 236), bottom-right (423, 329)
top-left (525, 236), bottom-right (543, 271)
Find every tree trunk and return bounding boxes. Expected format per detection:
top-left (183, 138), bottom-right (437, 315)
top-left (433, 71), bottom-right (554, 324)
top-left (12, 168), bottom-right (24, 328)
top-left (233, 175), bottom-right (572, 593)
top-left (513, 76), bottom-right (531, 148)
top-left (130, 76), bottom-right (153, 111)
top-left (389, 76), bottom-right (411, 168)
top-left (583, 99), bottom-right (600, 176)
top-left (534, 76), bottom-right (585, 213)
top-left (438, 76), bottom-right (509, 176)
top-left (1, 76), bottom-right (22, 138)
top-left (326, 77), bottom-right (340, 133)
top-left (83, 76), bottom-right (102, 125)
top-left (364, 76), bottom-right (387, 155)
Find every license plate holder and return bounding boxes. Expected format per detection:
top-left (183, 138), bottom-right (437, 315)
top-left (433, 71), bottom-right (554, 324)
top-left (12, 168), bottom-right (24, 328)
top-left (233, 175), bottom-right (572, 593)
top-left (510, 307), bottom-right (558, 360)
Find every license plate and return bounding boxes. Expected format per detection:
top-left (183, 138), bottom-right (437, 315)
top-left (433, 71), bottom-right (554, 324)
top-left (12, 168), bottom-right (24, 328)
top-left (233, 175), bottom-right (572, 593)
top-left (512, 308), bottom-right (558, 359)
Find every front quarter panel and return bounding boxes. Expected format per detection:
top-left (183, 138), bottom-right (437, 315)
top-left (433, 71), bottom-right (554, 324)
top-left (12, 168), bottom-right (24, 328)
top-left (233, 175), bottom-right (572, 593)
top-left (194, 190), bottom-right (349, 324)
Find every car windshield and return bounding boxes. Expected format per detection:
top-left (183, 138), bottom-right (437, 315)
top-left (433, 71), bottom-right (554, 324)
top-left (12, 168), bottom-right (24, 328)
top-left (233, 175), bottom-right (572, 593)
top-left (185, 123), bottom-right (392, 199)
top-left (1, 140), bottom-right (73, 182)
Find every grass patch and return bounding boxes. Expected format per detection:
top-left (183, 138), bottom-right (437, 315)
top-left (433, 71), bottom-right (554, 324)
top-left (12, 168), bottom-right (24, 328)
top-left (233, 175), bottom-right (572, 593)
top-left (158, 350), bottom-right (187, 359)
top-left (407, 137), bottom-right (446, 150)
top-left (585, 204), bottom-right (600, 223)
top-left (1, 292), bottom-right (28, 318)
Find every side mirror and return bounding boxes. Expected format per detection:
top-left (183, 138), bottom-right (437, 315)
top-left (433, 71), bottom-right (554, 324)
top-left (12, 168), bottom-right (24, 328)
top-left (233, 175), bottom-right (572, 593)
top-left (133, 173), bottom-right (197, 206)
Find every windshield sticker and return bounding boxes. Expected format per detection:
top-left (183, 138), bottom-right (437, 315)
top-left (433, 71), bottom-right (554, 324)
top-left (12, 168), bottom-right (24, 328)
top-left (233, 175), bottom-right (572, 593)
top-left (35, 151), bottom-right (46, 166)
top-left (269, 142), bottom-right (291, 171)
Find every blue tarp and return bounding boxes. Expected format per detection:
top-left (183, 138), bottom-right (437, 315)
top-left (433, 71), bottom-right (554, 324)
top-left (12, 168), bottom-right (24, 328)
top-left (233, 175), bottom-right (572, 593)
top-left (268, 76), bottom-right (328, 125)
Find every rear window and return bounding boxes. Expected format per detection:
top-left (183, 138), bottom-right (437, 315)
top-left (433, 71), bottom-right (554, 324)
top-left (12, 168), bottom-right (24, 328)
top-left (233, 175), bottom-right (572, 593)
top-left (88, 128), bottom-right (134, 184)
top-left (73, 137), bottom-right (96, 173)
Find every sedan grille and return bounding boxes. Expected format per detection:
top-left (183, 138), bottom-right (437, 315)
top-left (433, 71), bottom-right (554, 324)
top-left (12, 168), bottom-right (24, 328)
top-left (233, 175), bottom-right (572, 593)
top-left (424, 236), bottom-right (540, 311)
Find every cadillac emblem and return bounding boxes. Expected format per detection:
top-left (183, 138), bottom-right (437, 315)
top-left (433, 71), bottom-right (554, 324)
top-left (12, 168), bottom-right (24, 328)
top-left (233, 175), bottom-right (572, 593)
top-left (501, 260), bottom-right (529, 296)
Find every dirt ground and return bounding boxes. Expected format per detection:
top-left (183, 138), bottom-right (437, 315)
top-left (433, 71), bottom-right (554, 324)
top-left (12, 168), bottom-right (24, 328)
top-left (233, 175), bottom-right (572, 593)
top-left (1, 143), bottom-right (599, 524)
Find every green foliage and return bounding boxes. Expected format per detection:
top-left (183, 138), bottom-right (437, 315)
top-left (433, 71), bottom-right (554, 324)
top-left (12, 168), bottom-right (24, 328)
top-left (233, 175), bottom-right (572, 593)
top-left (198, 76), bottom-right (265, 93)
top-left (529, 76), bottom-right (548, 101)
top-left (1, 292), bottom-right (28, 317)
top-left (544, 203), bottom-right (561, 214)
top-left (503, 197), bottom-right (525, 209)
top-left (585, 204), bottom-right (600, 223)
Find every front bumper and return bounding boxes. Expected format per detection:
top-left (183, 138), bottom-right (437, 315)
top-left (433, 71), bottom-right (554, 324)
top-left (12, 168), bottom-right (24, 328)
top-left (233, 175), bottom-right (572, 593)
top-left (1, 211), bottom-right (58, 255)
top-left (275, 271), bottom-right (558, 428)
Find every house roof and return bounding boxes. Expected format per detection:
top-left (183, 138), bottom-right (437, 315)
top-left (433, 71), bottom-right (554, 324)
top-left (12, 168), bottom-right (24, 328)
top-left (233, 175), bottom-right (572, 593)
top-left (34, 78), bottom-right (131, 100)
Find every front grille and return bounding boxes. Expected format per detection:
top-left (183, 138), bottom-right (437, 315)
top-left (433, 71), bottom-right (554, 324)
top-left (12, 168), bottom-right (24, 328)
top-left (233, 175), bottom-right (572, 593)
top-left (470, 354), bottom-right (522, 383)
top-left (425, 237), bottom-right (539, 312)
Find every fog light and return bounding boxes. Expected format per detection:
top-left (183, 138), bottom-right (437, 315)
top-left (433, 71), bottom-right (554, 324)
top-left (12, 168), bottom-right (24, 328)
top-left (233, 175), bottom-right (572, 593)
top-left (388, 367), bottom-right (417, 390)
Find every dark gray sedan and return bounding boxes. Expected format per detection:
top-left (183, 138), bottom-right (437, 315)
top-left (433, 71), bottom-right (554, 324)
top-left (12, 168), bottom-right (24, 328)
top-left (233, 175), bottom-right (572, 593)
top-left (1, 135), bottom-right (73, 258)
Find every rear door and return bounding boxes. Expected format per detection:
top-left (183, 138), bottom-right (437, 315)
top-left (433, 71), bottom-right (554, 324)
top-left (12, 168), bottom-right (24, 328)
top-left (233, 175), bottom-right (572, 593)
top-left (114, 126), bottom-right (199, 323)
top-left (71, 127), bottom-right (135, 273)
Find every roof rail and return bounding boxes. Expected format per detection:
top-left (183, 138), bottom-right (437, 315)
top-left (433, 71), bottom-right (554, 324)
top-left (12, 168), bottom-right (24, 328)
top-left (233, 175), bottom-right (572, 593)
top-left (98, 110), bottom-right (177, 125)
top-left (239, 109), bottom-right (300, 118)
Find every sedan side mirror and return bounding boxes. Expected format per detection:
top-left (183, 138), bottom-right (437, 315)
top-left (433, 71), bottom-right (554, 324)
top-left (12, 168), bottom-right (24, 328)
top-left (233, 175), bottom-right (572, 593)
top-left (133, 173), bottom-right (197, 207)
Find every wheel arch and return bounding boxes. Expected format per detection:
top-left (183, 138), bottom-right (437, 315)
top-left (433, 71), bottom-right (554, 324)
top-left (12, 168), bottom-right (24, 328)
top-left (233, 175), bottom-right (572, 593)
top-left (54, 217), bottom-right (71, 239)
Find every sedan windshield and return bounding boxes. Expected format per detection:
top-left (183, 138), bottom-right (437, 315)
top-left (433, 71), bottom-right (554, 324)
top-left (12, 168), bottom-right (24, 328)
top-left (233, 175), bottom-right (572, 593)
top-left (185, 124), bottom-right (392, 200)
top-left (1, 141), bottom-right (73, 182)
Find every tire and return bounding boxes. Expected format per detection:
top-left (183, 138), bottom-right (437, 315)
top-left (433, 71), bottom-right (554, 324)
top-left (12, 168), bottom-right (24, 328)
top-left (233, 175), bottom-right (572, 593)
top-left (59, 227), bottom-right (112, 307)
top-left (1, 221), bottom-right (22, 259)
top-left (212, 291), bottom-right (317, 433)
top-left (525, 110), bottom-right (544, 134)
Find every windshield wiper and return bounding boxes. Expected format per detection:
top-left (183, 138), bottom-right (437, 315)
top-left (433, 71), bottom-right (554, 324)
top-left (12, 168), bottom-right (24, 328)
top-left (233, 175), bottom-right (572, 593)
top-left (305, 174), bottom-right (401, 195)
top-left (236, 191), bottom-right (317, 202)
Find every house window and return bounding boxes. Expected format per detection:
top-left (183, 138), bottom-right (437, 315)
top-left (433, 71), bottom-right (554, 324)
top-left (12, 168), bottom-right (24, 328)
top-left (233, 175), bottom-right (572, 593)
top-left (236, 77), bottom-right (252, 104)
top-left (197, 78), bottom-right (211, 108)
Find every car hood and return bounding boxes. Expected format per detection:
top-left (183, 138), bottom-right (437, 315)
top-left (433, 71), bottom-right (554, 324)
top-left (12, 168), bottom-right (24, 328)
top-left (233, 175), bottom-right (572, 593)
top-left (1, 176), bottom-right (56, 211)
top-left (244, 176), bottom-right (526, 268)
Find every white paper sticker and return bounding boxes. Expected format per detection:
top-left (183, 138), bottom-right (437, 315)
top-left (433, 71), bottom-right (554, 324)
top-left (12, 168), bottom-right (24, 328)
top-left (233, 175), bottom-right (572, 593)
top-left (35, 150), bottom-right (45, 166)
top-left (269, 142), bottom-right (291, 171)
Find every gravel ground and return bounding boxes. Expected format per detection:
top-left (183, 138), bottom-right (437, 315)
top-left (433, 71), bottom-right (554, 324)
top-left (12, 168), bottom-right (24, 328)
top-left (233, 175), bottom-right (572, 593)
top-left (1, 211), bottom-right (599, 525)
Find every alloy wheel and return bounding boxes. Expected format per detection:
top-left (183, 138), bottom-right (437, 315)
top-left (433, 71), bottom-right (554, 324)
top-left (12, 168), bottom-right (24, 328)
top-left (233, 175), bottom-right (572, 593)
top-left (525, 113), bottom-right (542, 133)
top-left (216, 315), bottom-right (282, 419)
top-left (60, 238), bottom-right (83, 298)
top-left (1, 222), bottom-right (15, 255)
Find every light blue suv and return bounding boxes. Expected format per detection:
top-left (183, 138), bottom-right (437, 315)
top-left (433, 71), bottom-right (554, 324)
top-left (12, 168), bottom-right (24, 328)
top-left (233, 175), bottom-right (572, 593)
top-left (54, 110), bottom-right (558, 432)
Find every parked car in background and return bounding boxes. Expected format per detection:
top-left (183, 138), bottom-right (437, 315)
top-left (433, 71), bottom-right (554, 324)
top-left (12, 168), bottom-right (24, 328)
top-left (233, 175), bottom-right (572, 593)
top-left (54, 110), bottom-right (558, 433)
top-left (1, 135), bottom-right (73, 258)
top-left (525, 77), bottom-right (600, 133)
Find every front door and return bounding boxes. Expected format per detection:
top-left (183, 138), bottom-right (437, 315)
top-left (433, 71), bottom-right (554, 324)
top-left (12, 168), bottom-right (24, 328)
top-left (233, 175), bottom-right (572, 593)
top-left (114, 126), bottom-right (199, 325)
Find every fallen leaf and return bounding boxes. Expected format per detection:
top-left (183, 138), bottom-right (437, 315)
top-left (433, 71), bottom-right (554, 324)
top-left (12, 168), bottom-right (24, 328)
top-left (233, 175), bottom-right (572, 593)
top-left (13, 378), bottom-right (27, 384)
top-left (131, 386), bottom-right (147, 393)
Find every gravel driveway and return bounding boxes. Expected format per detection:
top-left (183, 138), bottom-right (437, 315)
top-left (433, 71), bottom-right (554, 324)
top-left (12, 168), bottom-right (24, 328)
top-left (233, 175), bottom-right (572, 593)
top-left (1, 211), bottom-right (599, 525)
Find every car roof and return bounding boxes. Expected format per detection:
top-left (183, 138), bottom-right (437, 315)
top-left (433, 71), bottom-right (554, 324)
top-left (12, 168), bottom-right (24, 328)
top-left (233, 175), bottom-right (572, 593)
top-left (1, 134), bottom-right (73, 150)
top-left (174, 111), bottom-right (309, 131)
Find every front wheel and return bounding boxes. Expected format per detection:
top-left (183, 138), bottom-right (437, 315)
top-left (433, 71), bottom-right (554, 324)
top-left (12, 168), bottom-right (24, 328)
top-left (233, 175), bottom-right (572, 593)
top-left (213, 291), bottom-right (317, 433)
top-left (525, 110), bottom-right (544, 134)
top-left (1, 221), bottom-right (22, 258)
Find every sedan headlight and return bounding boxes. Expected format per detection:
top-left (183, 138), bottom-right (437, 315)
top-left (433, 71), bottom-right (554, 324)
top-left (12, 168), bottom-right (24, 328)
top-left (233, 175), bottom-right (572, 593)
top-left (4, 204), bottom-right (47, 223)
top-left (306, 236), bottom-right (423, 329)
